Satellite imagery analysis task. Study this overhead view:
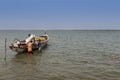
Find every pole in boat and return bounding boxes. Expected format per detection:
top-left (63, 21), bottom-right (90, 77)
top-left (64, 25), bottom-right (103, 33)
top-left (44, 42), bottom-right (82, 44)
top-left (4, 38), bottom-right (7, 61)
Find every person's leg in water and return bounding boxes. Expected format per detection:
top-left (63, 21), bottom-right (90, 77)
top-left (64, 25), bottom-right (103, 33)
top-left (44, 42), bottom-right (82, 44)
top-left (38, 40), bottom-right (42, 51)
top-left (28, 51), bottom-right (33, 55)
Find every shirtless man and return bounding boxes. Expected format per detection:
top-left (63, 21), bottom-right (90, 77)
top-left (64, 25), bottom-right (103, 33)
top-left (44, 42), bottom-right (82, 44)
top-left (27, 41), bottom-right (33, 55)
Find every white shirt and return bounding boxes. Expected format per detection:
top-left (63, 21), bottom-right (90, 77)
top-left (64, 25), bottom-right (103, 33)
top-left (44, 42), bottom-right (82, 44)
top-left (44, 34), bottom-right (49, 40)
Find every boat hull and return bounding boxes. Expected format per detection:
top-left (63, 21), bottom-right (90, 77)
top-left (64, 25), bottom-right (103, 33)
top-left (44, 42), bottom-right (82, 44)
top-left (9, 46), bottom-right (27, 53)
top-left (9, 35), bottom-right (49, 53)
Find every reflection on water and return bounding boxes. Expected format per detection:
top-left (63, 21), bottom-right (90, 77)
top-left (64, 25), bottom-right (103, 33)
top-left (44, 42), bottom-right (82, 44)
top-left (0, 47), bottom-right (46, 80)
top-left (13, 53), bottom-right (36, 64)
top-left (6, 51), bottom-right (43, 80)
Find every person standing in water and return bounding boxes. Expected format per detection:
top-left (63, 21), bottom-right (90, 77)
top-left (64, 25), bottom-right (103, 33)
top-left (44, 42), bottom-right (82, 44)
top-left (38, 39), bottom-right (42, 51)
top-left (27, 41), bottom-right (33, 55)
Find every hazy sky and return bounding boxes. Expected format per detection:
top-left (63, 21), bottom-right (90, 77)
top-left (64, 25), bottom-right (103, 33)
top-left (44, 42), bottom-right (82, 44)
top-left (0, 0), bottom-right (120, 30)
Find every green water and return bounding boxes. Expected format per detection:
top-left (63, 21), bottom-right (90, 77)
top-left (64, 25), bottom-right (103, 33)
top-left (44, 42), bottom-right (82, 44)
top-left (0, 30), bottom-right (120, 80)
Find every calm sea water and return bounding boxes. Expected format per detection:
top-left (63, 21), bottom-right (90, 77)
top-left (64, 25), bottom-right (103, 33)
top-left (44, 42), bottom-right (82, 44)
top-left (0, 30), bottom-right (120, 80)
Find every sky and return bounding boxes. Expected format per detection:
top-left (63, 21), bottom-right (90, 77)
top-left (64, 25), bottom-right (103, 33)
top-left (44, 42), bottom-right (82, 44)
top-left (0, 0), bottom-right (120, 30)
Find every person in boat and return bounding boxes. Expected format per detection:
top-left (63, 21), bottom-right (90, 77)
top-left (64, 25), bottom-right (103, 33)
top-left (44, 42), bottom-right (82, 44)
top-left (28, 34), bottom-right (31, 37)
top-left (27, 40), bottom-right (33, 55)
top-left (43, 32), bottom-right (49, 40)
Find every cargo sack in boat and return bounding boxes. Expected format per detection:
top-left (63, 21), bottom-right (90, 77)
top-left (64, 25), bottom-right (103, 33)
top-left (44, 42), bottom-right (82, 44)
top-left (35, 37), bottom-right (46, 41)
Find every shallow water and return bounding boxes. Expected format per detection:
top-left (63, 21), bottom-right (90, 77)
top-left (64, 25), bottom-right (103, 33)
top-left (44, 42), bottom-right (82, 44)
top-left (0, 30), bottom-right (120, 80)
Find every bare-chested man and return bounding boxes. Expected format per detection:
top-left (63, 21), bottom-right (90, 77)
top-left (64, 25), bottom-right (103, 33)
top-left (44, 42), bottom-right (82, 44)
top-left (27, 41), bottom-right (33, 55)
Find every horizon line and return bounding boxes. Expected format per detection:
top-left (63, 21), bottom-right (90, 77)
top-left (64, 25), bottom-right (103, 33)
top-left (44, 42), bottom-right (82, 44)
top-left (0, 29), bottom-right (120, 31)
